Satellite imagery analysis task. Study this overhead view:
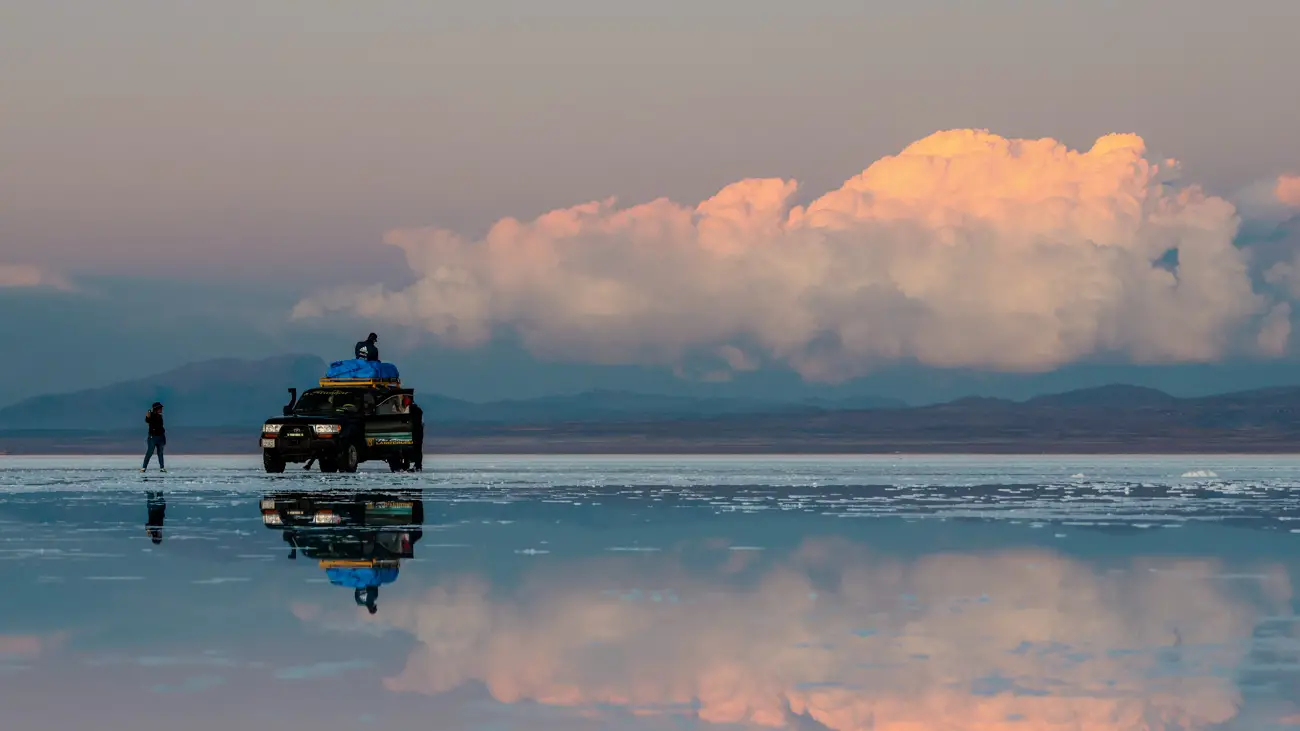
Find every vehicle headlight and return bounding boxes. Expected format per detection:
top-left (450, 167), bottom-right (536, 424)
top-left (262, 423), bottom-right (282, 434)
top-left (312, 511), bottom-right (341, 525)
top-left (312, 424), bottom-right (342, 435)
top-left (262, 513), bottom-right (282, 525)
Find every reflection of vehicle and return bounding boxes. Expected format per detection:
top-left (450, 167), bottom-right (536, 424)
top-left (259, 362), bottom-right (421, 473)
top-left (261, 489), bottom-right (424, 614)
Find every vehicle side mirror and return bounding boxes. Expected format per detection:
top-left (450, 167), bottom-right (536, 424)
top-left (283, 388), bottom-right (297, 415)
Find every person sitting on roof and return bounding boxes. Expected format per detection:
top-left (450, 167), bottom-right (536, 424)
top-left (354, 332), bottom-right (380, 361)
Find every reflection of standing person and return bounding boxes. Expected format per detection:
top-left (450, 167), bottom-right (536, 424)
top-left (141, 402), bottom-right (166, 472)
top-left (145, 491), bottom-right (166, 544)
top-left (409, 401), bottom-right (423, 472)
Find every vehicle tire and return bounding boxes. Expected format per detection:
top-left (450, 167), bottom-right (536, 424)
top-left (262, 450), bottom-right (286, 474)
top-left (387, 455), bottom-right (408, 473)
top-left (339, 442), bottom-right (360, 473)
top-left (319, 457), bottom-right (339, 473)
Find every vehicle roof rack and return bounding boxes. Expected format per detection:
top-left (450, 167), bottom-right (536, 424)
top-left (319, 559), bottom-right (401, 568)
top-left (317, 377), bottom-right (403, 388)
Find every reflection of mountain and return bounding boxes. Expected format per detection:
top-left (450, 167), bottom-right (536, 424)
top-left (261, 489), bottom-right (424, 613)
top-left (307, 537), bottom-right (1297, 731)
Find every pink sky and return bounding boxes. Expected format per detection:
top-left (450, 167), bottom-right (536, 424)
top-left (3, 1), bottom-right (1300, 282)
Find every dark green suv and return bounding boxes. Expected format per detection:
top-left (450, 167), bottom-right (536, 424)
top-left (259, 383), bottom-right (421, 473)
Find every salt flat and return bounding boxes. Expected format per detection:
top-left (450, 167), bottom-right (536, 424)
top-left (1, 455), bottom-right (1298, 730)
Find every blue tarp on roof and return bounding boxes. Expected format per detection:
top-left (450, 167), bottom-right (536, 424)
top-left (325, 566), bottom-right (400, 588)
top-left (326, 359), bottom-right (400, 380)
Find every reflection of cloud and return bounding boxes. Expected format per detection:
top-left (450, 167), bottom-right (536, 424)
top-left (84, 653), bottom-right (240, 669)
top-left (274, 660), bottom-right (375, 680)
top-left (356, 540), bottom-right (1292, 731)
top-left (0, 633), bottom-right (65, 659)
top-left (291, 601), bottom-right (392, 637)
top-left (296, 130), bottom-right (1285, 380)
top-left (149, 675), bottom-right (226, 693)
top-left (0, 635), bottom-right (44, 658)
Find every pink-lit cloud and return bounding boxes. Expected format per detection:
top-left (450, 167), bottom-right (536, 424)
top-left (294, 129), bottom-right (1289, 381)
top-left (1257, 173), bottom-right (1300, 301)
top-left (1278, 175), bottom-right (1300, 208)
top-left (0, 263), bottom-right (72, 290)
top-left (304, 540), bottom-right (1295, 731)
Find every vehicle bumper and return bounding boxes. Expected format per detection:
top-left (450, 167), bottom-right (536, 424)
top-left (260, 435), bottom-right (341, 460)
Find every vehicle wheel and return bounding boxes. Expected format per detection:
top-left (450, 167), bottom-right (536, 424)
top-left (339, 442), bottom-right (360, 473)
top-left (387, 455), bottom-right (408, 473)
top-left (319, 457), bottom-right (339, 473)
top-left (262, 450), bottom-right (286, 473)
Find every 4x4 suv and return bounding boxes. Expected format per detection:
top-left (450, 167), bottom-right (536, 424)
top-left (260, 377), bottom-right (421, 473)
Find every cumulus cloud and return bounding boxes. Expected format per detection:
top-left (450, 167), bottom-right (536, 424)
top-left (1257, 302), bottom-right (1293, 356)
top-left (0, 263), bottom-right (72, 290)
top-left (1254, 173), bottom-right (1300, 300)
top-left (295, 130), bottom-right (1290, 381)
top-left (307, 540), bottom-right (1294, 731)
top-left (1278, 175), bottom-right (1300, 208)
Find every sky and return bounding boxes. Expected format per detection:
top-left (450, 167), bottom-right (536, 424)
top-left (3, 0), bottom-right (1300, 407)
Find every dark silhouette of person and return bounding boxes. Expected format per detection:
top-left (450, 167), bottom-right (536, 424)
top-left (142, 402), bottom-right (166, 472)
top-left (146, 491), bottom-right (166, 544)
top-left (355, 586), bottom-right (379, 614)
top-left (354, 333), bottom-right (380, 361)
top-left (409, 400), bottom-right (423, 471)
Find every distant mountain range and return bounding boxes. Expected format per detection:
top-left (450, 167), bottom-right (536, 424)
top-left (0, 355), bottom-right (326, 430)
top-left (0, 354), bottom-right (904, 430)
top-left (3, 355), bottom-right (1300, 453)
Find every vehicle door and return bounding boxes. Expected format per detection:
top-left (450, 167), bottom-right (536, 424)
top-left (365, 391), bottom-right (415, 450)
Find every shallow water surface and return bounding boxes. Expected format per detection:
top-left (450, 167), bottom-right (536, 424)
top-left (2, 455), bottom-right (1299, 730)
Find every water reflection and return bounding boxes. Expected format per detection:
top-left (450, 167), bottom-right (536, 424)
top-left (260, 489), bottom-right (424, 615)
top-left (4, 458), bottom-right (1300, 730)
top-left (294, 537), bottom-right (1300, 730)
top-left (144, 491), bottom-right (165, 544)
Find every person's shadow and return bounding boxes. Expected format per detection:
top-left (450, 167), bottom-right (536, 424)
top-left (146, 491), bottom-right (166, 544)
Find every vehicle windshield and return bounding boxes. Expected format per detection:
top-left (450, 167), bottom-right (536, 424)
top-left (292, 389), bottom-right (367, 416)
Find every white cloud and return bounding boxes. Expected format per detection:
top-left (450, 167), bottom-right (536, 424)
top-left (1257, 302), bottom-right (1292, 356)
top-left (294, 130), bottom-right (1289, 381)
